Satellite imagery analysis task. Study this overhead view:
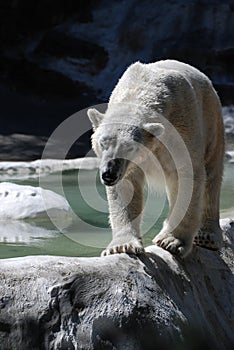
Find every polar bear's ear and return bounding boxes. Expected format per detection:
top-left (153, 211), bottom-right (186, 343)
top-left (87, 108), bottom-right (104, 130)
top-left (143, 123), bottom-right (164, 137)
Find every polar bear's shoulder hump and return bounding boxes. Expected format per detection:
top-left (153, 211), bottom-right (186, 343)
top-left (126, 60), bottom-right (209, 82)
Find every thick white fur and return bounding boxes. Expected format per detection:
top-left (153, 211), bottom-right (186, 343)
top-left (88, 60), bottom-right (224, 258)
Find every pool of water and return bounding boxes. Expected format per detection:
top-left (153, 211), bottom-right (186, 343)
top-left (0, 164), bottom-right (233, 258)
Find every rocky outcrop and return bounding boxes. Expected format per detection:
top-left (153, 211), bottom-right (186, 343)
top-left (0, 132), bottom-right (93, 160)
top-left (0, 219), bottom-right (233, 350)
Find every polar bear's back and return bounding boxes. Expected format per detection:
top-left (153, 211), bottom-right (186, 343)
top-left (109, 59), bottom-right (214, 107)
top-left (147, 59), bottom-right (209, 82)
top-left (108, 59), bottom-right (222, 157)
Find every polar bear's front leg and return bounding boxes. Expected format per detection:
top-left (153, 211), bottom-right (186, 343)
top-left (102, 168), bottom-right (145, 256)
top-left (153, 169), bottom-right (205, 258)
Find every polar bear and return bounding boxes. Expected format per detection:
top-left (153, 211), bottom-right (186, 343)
top-left (88, 60), bottom-right (224, 258)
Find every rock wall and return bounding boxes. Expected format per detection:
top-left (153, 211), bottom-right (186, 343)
top-left (1, 0), bottom-right (234, 104)
top-left (0, 219), bottom-right (233, 349)
top-left (0, 0), bottom-right (234, 157)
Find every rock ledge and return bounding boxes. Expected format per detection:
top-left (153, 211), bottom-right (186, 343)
top-left (0, 219), bottom-right (233, 350)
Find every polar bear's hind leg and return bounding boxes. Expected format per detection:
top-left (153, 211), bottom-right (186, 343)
top-left (194, 108), bottom-right (224, 250)
top-left (194, 159), bottom-right (223, 250)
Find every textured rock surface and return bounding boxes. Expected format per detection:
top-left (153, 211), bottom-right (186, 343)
top-left (0, 131), bottom-right (93, 160)
top-left (1, 0), bottom-right (234, 103)
top-left (0, 219), bottom-right (233, 350)
top-left (0, 1), bottom-right (234, 139)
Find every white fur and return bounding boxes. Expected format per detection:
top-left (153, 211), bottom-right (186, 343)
top-left (88, 60), bottom-right (224, 258)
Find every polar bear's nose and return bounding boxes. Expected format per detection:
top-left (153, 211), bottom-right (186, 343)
top-left (101, 169), bottom-right (118, 185)
top-left (101, 159), bottom-right (120, 185)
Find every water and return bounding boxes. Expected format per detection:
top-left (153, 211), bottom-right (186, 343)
top-left (0, 164), bottom-right (233, 259)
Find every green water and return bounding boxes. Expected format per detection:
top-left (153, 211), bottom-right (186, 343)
top-left (0, 164), bottom-right (233, 259)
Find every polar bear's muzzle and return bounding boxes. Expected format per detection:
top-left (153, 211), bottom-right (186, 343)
top-left (100, 158), bottom-right (127, 186)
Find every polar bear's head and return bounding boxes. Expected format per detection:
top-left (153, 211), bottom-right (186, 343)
top-left (88, 107), bottom-right (164, 186)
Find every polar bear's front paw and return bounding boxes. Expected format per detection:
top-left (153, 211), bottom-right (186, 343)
top-left (153, 232), bottom-right (192, 258)
top-left (101, 238), bottom-right (144, 257)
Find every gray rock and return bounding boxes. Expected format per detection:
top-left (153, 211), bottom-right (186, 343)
top-left (0, 219), bottom-right (233, 350)
top-left (0, 133), bottom-right (93, 160)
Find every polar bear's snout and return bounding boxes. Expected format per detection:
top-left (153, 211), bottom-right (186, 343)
top-left (101, 168), bottom-right (118, 186)
top-left (100, 158), bottom-right (125, 186)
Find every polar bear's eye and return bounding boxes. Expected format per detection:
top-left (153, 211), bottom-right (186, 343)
top-left (127, 146), bottom-right (134, 152)
top-left (99, 139), bottom-right (108, 150)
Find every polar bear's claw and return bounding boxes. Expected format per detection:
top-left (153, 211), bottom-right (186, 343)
top-left (153, 233), bottom-right (191, 258)
top-left (101, 240), bottom-right (144, 257)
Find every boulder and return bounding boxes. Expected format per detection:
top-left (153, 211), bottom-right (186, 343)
top-left (0, 219), bottom-right (233, 349)
top-left (0, 182), bottom-right (72, 225)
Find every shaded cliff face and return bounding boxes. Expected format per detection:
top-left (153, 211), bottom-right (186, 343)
top-left (0, 0), bottom-right (234, 138)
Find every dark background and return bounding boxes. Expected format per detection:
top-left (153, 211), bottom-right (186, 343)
top-left (0, 0), bottom-right (234, 159)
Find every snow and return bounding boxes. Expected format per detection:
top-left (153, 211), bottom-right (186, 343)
top-left (0, 182), bottom-right (72, 225)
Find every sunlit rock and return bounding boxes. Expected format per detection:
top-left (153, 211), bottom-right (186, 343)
top-left (0, 182), bottom-right (72, 227)
top-left (0, 219), bottom-right (233, 349)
